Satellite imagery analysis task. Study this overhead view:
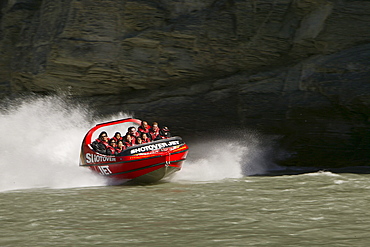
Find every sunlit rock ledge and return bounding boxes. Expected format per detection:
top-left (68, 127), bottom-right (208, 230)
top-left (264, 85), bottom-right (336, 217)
top-left (0, 0), bottom-right (369, 167)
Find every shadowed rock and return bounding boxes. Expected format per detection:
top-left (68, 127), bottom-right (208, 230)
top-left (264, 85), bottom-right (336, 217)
top-left (0, 0), bottom-right (369, 167)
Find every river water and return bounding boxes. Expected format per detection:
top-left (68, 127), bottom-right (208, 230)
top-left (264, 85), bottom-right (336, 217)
top-left (1, 97), bottom-right (369, 246)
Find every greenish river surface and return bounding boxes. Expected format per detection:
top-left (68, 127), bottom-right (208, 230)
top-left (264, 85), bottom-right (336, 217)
top-left (1, 172), bottom-right (370, 247)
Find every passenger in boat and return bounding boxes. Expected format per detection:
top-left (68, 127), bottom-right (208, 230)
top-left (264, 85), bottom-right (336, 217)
top-left (135, 137), bottom-right (143, 145)
top-left (116, 140), bottom-right (126, 154)
top-left (91, 131), bottom-right (110, 154)
top-left (138, 121), bottom-right (151, 135)
top-left (159, 126), bottom-right (171, 139)
top-left (126, 126), bottom-right (140, 143)
top-left (141, 133), bottom-right (151, 143)
top-left (149, 122), bottom-right (160, 140)
top-left (106, 139), bottom-right (117, 155)
top-left (112, 132), bottom-right (123, 142)
top-left (123, 134), bottom-right (133, 148)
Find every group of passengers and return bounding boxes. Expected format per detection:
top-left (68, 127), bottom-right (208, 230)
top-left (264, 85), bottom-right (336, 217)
top-left (91, 121), bottom-right (171, 155)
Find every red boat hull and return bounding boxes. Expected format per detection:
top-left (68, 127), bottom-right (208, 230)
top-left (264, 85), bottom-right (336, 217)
top-left (79, 118), bottom-right (189, 185)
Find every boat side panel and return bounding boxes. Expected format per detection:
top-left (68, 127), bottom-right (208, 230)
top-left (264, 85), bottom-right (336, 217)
top-left (127, 166), bottom-right (181, 184)
top-left (85, 148), bottom-right (187, 182)
top-left (86, 148), bottom-right (187, 174)
top-left (109, 160), bottom-right (184, 184)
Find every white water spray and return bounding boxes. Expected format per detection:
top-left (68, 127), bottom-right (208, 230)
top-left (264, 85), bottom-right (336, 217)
top-left (172, 132), bottom-right (285, 183)
top-left (0, 96), bottom-right (130, 192)
top-left (0, 96), bottom-right (284, 191)
top-left (172, 141), bottom-right (246, 182)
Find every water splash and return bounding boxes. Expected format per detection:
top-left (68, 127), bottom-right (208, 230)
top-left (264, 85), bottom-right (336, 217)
top-left (172, 141), bottom-right (246, 182)
top-left (0, 96), bottom-right (285, 191)
top-left (172, 131), bottom-right (285, 183)
top-left (0, 96), bottom-right (128, 192)
top-left (237, 132), bottom-right (287, 176)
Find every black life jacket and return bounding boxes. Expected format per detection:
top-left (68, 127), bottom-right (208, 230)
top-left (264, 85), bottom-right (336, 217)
top-left (149, 128), bottom-right (160, 140)
top-left (91, 139), bottom-right (110, 154)
top-left (160, 128), bottom-right (171, 139)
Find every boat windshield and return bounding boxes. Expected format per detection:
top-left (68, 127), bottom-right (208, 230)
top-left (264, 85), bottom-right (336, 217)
top-left (91, 120), bottom-right (140, 142)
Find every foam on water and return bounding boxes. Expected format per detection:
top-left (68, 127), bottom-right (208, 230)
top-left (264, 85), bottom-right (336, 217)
top-left (303, 171), bottom-right (341, 177)
top-left (0, 96), bottom-right (130, 192)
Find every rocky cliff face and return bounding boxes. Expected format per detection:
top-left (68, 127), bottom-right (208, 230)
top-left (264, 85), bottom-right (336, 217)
top-left (0, 0), bottom-right (369, 167)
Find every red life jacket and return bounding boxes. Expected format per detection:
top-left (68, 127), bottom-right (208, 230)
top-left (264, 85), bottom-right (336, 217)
top-left (142, 137), bottom-right (151, 143)
top-left (112, 137), bottom-right (123, 142)
top-left (106, 145), bottom-right (116, 155)
top-left (95, 139), bottom-right (110, 148)
top-left (126, 131), bottom-right (140, 137)
top-left (138, 125), bottom-right (151, 134)
top-left (131, 136), bottom-right (137, 145)
top-left (131, 133), bottom-right (140, 144)
top-left (115, 146), bottom-right (125, 153)
top-left (124, 141), bottom-right (132, 148)
top-left (149, 128), bottom-right (160, 140)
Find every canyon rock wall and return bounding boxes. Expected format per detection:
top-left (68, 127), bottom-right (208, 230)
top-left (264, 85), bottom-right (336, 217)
top-left (0, 0), bottom-right (369, 167)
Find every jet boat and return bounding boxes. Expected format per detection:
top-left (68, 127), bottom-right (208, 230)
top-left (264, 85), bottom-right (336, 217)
top-left (79, 118), bottom-right (189, 185)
